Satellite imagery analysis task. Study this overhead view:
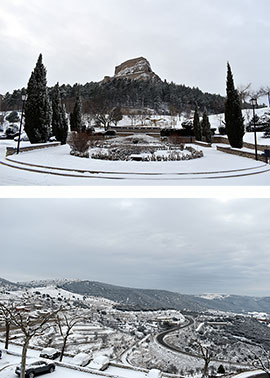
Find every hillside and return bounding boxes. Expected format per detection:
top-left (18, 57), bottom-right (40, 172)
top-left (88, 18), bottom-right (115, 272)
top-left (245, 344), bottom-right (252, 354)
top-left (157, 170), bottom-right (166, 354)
top-left (60, 281), bottom-right (270, 314)
top-left (1, 57), bottom-right (225, 114)
top-left (1, 278), bottom-right (269, 314)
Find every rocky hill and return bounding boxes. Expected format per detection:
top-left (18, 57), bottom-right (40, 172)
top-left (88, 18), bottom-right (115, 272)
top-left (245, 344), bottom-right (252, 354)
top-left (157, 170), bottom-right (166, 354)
top-left (104, 57), bottom-right (161, 82)
top-left (2, 57), bottom-right (226, 114)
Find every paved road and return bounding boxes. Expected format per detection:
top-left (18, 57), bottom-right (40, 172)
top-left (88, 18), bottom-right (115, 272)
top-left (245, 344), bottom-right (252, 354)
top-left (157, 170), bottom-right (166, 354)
top-left (155, 317), bottom-right (252, 367)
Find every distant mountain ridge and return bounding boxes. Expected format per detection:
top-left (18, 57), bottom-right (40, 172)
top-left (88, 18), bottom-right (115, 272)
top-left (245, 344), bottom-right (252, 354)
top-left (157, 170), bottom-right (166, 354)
top-left (1, 277), bottom-right (269, 314)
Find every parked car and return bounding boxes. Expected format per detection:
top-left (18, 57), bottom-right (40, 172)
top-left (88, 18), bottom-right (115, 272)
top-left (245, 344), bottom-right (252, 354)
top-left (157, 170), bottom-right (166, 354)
top-left (15, 360), bottom-right (55, 378)
top-left (72, 352), bottom-right (91, 367)
top-left (148, 369), bottom-right (162, 378)
top-left (88, 355), bottom-right (110, 371)
top-left (39, 347), bottom-right (60, 360)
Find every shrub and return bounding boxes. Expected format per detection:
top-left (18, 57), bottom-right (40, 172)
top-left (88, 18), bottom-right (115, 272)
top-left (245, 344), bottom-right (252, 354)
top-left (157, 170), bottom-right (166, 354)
top-left (5, 124), bottom-right (19, 139)
top-left (181, 120), bottom-right (193, 129)
top-left (218, 126), bottom-right (227, 135)
top-left (6, 111), bottom-right (20, 123)
top-left (68, 131), bottom-right (91, 157)
top-left (105, 130), bottom-right (116, 136)
top-left (160, 128), bottom-right (194, 137)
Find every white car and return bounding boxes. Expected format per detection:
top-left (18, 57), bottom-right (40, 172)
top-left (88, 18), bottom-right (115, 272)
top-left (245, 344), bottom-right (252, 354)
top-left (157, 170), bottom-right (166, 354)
top-left (88, 355), bottom-right (110, 371)
top-left (40, 347), bottom-right (60, 360)
top-left (147, 369), bottom-right (162, 378)
top-left (72, 352), bottom-right (91, 367)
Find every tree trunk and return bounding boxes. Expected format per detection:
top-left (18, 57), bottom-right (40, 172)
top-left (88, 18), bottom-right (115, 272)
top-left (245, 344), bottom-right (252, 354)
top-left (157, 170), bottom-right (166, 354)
top-left (5, 320), bottom-right (10, 350)
top-left (20, 337), bottom-right (30, 378)
top-left (202, 360), bottom-right (209, 378)
top-left (60, 336), bottom-right (67, 362)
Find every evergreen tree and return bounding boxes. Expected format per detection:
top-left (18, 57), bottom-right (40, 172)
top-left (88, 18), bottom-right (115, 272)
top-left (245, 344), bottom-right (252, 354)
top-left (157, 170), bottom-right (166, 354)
top-left (193, 105), bottom-right (202, 141)
top-left (70, 96), bottom-right (83, 131)
top-left (225, 63), bottom-right (245, 148)
top-left (51, 83), bottom-right (68, 144)
top-left (217, 365), bottom-right (225, 374)
top-left (201, 110), bottom-right (212, 144)
top-left (24, 54), bottom-right (52, 143)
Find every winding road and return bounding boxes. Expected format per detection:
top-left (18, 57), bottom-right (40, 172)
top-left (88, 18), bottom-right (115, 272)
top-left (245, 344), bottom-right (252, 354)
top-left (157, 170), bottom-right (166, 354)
top-left (155, 317), bottom-right (252, 367)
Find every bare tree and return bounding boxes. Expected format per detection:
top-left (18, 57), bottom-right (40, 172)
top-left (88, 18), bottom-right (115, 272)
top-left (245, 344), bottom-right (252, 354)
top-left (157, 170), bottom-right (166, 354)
top-left (0, 304), bottom-right (11, 349)
top-left (192, 340), bottom-right (214, 378)
top-left (86, 97), bottom-right (122, 130)
top-left (258, 86), bottom-right (270, 107)
top-left (127, 111), bottom-right (140, 126)
top-left (56, 312), bottom-right (84, 362)
top-left (0, 301), bottom-right (60, 378)
top-left (138, 110), bottom-right (148, 126)
top-left (250, 348), bottom-right (270, 378)
top-left (237, 83), bottom-right (252, 107)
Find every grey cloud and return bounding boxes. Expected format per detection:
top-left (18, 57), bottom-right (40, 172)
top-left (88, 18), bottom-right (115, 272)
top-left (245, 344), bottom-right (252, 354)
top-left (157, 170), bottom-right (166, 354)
top-left (0, 0), bottom-right (270, 94)
top-left (1, 199), bottom-right (270, 296)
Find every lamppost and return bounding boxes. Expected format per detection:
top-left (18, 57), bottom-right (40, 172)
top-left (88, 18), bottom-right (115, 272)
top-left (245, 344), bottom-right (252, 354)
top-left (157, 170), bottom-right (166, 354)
top-left (250, 97), bottom-right (258, 161)
top-left (16, 94), bottom-right (28, 154)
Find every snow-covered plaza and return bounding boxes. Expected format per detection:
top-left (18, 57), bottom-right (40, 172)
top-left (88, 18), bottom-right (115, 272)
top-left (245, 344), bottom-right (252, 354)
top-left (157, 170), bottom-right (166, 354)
top-left (1, 138), bottom-right (270, 186)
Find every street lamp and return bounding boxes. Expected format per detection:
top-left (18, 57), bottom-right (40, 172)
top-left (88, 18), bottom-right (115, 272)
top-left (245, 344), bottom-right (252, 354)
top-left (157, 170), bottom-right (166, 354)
top-left (250, 97), bottom-right (258, 161)
top-left (16, 94), bottom-right (28, 154)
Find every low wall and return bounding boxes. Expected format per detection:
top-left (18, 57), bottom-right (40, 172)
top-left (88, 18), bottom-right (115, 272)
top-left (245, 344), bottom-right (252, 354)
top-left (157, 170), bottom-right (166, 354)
top-left (6, 142), bottom-right (61, 156)
top-left (194, 140), bottom-right (212, 148)
top-left (212, 136), bottom-right (270, 153)
top-left (110, 126), bottom-right (160, 132)
top-left (212, 136), bottom-right (230, 145)
top-left (243, 141), bottom-right (269, 153)
top-left (216, 146), bottom-right (267, 162)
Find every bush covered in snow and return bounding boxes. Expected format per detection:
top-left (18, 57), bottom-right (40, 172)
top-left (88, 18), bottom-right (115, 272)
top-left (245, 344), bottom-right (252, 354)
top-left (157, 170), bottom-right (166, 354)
top-left (5, 124), bottom-right (19, 139)
top-left (6, 111), bottom-right (20, 123)
top-left (91, 147), bottom-right (203, 162)
top-left (68, 132), bottom-right (104, 158)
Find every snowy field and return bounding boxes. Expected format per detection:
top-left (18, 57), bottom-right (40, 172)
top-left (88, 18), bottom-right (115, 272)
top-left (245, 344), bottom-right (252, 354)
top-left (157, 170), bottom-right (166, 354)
top-left (1, 140), bottom-right (270, 186)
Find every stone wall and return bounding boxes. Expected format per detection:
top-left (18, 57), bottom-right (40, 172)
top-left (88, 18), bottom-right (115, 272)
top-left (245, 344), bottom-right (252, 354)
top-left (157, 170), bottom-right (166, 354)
top-left (212, 136), bottom-right (270, 153)
top-left (6, 142), bottom-right (61, 156)
top-left (216, 146), bottom-right (267, 162)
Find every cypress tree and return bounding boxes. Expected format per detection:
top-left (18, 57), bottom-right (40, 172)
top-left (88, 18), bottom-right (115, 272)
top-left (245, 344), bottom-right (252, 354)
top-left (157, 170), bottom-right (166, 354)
top-left (70, 96), bottom-right (83, 132)
top-left (51, 83), bottom-right (68, 144)
top-left (24, 54), bottom-right (52, 143)
top-left (193, 105), bottom-right (202, 141)
top-left (201, 110), bottom-right (212, 144)
top-left (225, 63), bottom-right (245, 148)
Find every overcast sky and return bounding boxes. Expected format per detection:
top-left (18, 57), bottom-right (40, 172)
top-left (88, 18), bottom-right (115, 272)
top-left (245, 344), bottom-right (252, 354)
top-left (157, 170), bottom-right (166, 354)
top-left (1, 199), bottom-right (269, 297)
top-left (0, 0), bottom-right (270, 96)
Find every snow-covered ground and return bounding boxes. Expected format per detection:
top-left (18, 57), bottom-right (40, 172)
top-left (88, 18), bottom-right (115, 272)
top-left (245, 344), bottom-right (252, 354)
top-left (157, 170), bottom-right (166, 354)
top-left (1, 140), bottom-right (270, 186)
top-left (0, 345), bottom-right (151, 378)
top-left (1, 107), bottom-right (270, 186)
